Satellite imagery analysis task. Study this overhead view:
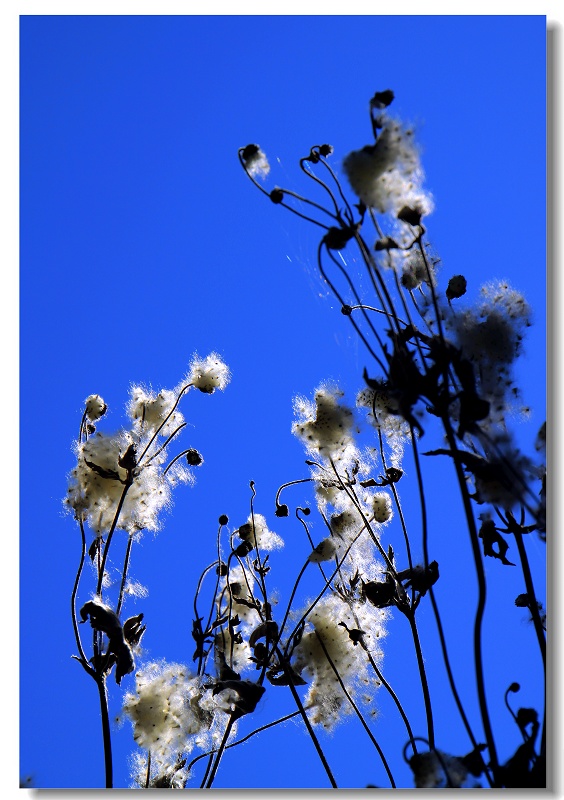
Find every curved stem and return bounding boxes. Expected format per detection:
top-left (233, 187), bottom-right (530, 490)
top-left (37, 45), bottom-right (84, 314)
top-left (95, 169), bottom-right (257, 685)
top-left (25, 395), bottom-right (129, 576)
top-left (362, 647), bottom-right (418, 754)
top-left (187, 711), bottom-right (300, 775)
top-left (71, 519), bottom-right (95, 674)
top-left (442, 418), bottom-right (500, 781)
top-left (317, 242), bottom-right (387, 372)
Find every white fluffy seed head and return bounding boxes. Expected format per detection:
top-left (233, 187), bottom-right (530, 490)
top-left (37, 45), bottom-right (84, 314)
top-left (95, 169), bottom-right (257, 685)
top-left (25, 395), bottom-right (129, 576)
top-left (65, 431), bottom-right (171, 535)
top-left (123, 663), bottom-right (210, 754)
top-left (128, 386), bottom-right (184, 436)
top-left (308, 537), bottom-right (338, 563)
top-left (343, 119), bottom-right (433, 217)
top-left (292, 593), bottom-right (386, 730)
top-left (293, 386), bottom-right (356, 462)
top-left (188, 353), bottom-right (231, 394)
top-left (85, 394), bottom-right (107, 422)
top-left (372, 492), bottom-right (393, 523)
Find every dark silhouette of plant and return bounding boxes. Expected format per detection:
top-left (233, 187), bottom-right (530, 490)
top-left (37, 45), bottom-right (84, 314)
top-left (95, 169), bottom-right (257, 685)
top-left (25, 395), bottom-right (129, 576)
top-left (66, 91), bottom-right (545, 789)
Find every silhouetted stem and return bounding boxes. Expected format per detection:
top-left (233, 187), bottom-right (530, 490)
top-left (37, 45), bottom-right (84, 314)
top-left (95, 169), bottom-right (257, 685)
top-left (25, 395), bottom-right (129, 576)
top-left (71, 520), bottom-right (95, 674)
top-left (97, 479), bottom-right (132, 597)
top-left (116, 532), bottom-right (134, 617)
top-left (314, 632), bottom-right (396, 787)
top-left (362, 648), bottom-right (418, 755)
top-left (203, 715), bottom-right (236, 788)
top-left (512, 530), bottom-right (546, 669)
top-left (406, 610), bottom-right (435, 750)
top-left (279, 650), bottom-right (338, 788)
top-left (512, 527), bottom-right (546, 759)
top-left (442, 420), bottom-right (500, 781)
top-left (187, 711), bottom-right (301, 775)
top-left (96, 676), bottom-right (113, 788)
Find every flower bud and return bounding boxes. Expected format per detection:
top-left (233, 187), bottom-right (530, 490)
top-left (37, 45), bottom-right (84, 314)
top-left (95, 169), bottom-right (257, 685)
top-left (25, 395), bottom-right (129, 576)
top-left (185, 449), bottom-right (203, 467)
top-left (446, 275), bottom-right (468, 300)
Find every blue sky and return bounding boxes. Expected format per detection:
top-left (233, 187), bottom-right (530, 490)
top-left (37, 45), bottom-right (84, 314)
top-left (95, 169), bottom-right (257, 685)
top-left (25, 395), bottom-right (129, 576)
top-left (19, 14), bottom-right (547, 790)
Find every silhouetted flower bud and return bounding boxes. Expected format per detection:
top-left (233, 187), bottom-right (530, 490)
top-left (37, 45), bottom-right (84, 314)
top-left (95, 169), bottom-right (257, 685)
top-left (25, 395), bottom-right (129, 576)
top-left (185, 449), bottom-right (203, 466)
top-left (446, 274), bottom-right (468, 300)
top-left (397, 205), bottom-right (422, 226)
top-left (218, 514), bottom-right (229, 526)
top-left (370, 89), bottom-right (395, 109)
top-left (375, 236), bottom-right (399, 251)
top-left (270, 188), bottom-right (284, 204)
top-left (234, 540), bottom-right (253, 557)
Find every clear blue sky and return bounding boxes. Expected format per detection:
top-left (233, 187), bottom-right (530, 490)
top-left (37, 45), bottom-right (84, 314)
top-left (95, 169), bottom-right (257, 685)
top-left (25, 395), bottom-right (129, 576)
top-left (20, 14), bottom-right (546, 789)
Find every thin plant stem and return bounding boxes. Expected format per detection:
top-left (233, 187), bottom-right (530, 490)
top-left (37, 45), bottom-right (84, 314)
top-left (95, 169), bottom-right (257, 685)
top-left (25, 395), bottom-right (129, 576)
top-left (144, 751), bottom-right (152, 788)
top-left (203, 715), bottom-right (236, 789)
top-left (317, 242), bottom-right (388, 372)
top-left (314, 631), bottom-right (396, 787)
top-left (408, 428), bottom-right (435, 747)
top-left (116, 532), bottom-right (134, 617)
top-left (97, 479), bottom-right (132, 597)
top-left (441, 418), bottom-right (500, 781)
top-left (187, 711), bottom-right (300, 775)
top-left (71, 519), bottom-right (95, 674)
top-left (96, 676), bottom-right (113, 788)
top-left (511, 525), bottom-right (546, 761)
top-left (405, 610), bottom-right (435, 750)
top-left (278, 648), bottom-right (338, 788)
top-left (361, 647), bottom-right (418, 755)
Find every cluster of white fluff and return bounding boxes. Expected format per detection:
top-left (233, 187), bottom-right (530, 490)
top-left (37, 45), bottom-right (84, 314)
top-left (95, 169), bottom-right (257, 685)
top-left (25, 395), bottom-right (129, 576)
top-left (188, 353), bottom-right (231, 394)
top-left (65, 431), bottom-right (172, 536)
top-left (301, 442), bottom-right (391, 582)
top-left (324, 491), bottom-right (390, 582)
top-left (343, 117), bottom-right (433, 218)
top-left (293, 386), bottom-right (357, 464)
top-left (128, 387), bottom-right (184, 438)
top-left (400, 249), bottom-right (436, 291)
top-left (236, 513), bottom-right (284, 552)
top-left (129, 750), bottom-right (189, 789)
top-left (123, 663), bottom-right (212, 754)
top-left (357, 387), bottom-right (408, 465)
top-left (329, 508), bottom-right (364, 539)
top-left (448, 281), bottom-right (531, 426)
top-left (308, 537), bottom-right (338, 563)
top-left (223, 564), bottom-right (261, 630)
top-left (85, 393), bottom-right (107, 422)
top-left (292, 593), bottom-right (386, 730)
top-left (124, 660), bottom-right (240, 786)
top-left (66, 354), bottom-right (230, 537)
top-left (372, 492), bottom-right (393, 523)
